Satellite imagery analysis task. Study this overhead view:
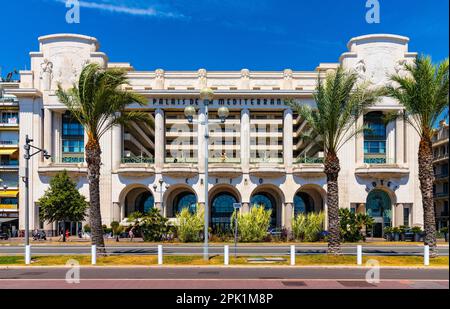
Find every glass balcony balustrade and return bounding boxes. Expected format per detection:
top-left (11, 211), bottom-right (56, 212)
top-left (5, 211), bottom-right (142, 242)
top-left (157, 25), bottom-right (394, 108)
top-left (294, 157), bottom-right (324, 164)
top-left (52, 155), bottom-right (85, 164)
top-left (121, 156), bottom-right (154, 164)
top-left (363, 156), bottom-right (396, 164)
top-left (250, 157), bottom-right (284, 164)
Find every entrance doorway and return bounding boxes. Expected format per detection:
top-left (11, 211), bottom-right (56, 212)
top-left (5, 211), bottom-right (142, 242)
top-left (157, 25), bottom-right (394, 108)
top-left (366, 190), bottom-right (392, 238)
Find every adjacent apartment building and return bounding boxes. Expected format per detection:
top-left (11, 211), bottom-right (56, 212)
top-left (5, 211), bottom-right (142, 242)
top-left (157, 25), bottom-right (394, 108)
top-left (0, 82), bottom-right (20, 236)
top-left (433, 120), bottom-right (449, 230)
top-left (4, 33), bottom-right (427, 237)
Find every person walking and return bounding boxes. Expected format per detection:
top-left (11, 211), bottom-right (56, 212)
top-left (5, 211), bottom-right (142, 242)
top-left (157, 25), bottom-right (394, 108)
top-left (129, 227), bottom-right (134, 242)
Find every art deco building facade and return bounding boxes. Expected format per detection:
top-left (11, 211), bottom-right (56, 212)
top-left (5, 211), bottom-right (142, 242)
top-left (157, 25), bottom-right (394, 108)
top-left (5, 33), bottom-right (425, 237)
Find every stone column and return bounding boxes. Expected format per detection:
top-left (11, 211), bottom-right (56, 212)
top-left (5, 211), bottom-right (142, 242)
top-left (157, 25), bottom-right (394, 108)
top-left (284, 203), bottom-right (294, 231)
top-left (395, 115), bottom-right (404, 164)
top-left (43, 108), bottom-right (52, 165)
top-left (396, 203), bottom-right (404, 227)
top-left (120, 203), bottom-right (126, 221)
top-left (386, 121), bottom-right (396, 164)
top-left (111, 123), bottom-right (122, 171)
top-left (241, 202), bottom-right (250, 214)
top-left (283, 109), bottom-right (294, 172)
top-left (53, 112), bottom-right (62, 161)
top-left (155, 109), bottom-right (165, 172)
top-left (356, 115), bottom-right (364, 165)
top-left (240, 109), bottom-right (250, 173)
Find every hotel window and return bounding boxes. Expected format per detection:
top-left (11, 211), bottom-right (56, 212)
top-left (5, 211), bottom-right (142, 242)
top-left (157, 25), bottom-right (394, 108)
top-left (364, 112), bottom-right (387, 164)
top-left (61, 112), bottom-right (84, 163)
top-left (403, 207), bottom-right (410, 226)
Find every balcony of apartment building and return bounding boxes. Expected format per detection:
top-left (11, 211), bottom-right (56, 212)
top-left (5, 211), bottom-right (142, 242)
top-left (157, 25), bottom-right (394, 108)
top-left (249, 151), bottom-right (285, 178)
top-left (0, 112), bottom-right (19, 129)
top-left (433, 146), bottom-right (449, 164)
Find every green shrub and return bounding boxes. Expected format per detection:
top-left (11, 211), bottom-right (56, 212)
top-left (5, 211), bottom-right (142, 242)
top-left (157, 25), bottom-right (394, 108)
top-left (339, 209), bottom-right (373, 242)
top-left (292, 212), bottom-right (325, 242)
top-left (83, 224), bottom-right (91, 234)
top-left (128, 209), bottom-right (170, 242)
top-left (176, 204), bottom-right (204, 242)
top-left (231, 206), bottom-right (271, 242)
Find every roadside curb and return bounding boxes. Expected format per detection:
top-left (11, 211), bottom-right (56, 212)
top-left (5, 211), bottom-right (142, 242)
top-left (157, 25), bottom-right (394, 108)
top-left (0, 265), bottom-right (448, 270)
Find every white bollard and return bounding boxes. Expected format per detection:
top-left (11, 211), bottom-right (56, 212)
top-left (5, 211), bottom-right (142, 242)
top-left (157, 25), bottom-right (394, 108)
top-left (25, 245), bottom-right (31, 265)
top-left (224, 245), bottom-right (229, 265)
top-left (424, 245), bottom-right (430, 266)
top-left (290, 245), bottom-right (296, 266)
top-left (357, 245), bottom-right (363, 265)
top-left (91, 245), bottom-right (96, 265)
top-left (158, 245), bottom-right (163, 265)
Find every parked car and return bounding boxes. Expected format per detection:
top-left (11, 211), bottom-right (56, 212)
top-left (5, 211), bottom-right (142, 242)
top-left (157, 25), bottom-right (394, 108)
top-left (0, 232), bottom-right (9, 240)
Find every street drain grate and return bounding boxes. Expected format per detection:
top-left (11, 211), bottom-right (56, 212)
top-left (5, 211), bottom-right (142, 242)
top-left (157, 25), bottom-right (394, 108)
top-left (198, 271), bottom-right (220, 275)
top-left (20, 272), bottom-right (46, 276)
top-left (260, 277), bottom-right (283, 280)
top-left (282, 281), bottom-right (307, 287)
top-left (338, 281), bottom-right (376, 288)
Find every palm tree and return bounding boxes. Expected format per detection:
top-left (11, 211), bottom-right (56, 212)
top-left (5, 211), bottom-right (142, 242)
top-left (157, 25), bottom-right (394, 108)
top-left (289, 66), bottom-right (381, 254)
top-left (56, 63), bottom-right (150, 251)
top-left (385, 55), bottom-right (449, 257)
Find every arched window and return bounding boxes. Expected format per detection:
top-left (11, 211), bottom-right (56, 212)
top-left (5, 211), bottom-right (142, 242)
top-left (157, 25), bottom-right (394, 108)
top-left (364, 112), bottom-right (386, 164)
top-left (211, 193), bottom-right (238, 232)
top-left (250, 193), bottom-right (277, 228)
top-left (135, 192), bottom-right (154, 214)
top-left (294, 192), bottom-right (315, 215)
top-left (174, 192), bottom-right (197, 215)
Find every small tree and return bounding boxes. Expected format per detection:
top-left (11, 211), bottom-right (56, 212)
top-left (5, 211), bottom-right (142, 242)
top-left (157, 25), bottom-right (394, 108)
top-left (38, 171), bottom-right (88, 242)
top-left (176, 205), bottom-right (204, 243)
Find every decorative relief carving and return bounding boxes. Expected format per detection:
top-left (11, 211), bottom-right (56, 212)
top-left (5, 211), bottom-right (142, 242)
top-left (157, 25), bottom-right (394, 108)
top-left (155, 69), bottom-right (165, 89)
top-left (198, 69), bottom-right (207, 89)
top-left (354, 59), bottom-right (367, 81)
top-left (39, 59), bottom-right (53, 91)
top-left (240, 69), bottom-right (250, 89)
top-left (283, 69), bottom-right (293, 90)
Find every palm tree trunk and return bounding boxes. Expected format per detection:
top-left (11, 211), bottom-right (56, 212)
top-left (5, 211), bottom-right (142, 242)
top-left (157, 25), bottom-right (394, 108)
top-left (418, 135), bottom-right (438, 257)
top-left (325, 152), bottom-right (342, 255)
top-left (85, 137), bottom-right (105, 253)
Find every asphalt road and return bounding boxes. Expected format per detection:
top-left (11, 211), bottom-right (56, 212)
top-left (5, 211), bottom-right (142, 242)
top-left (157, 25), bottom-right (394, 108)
top-left (0, 245), bottom-right (448, 256)
top-left (0, 267), bottom-right (448, 289)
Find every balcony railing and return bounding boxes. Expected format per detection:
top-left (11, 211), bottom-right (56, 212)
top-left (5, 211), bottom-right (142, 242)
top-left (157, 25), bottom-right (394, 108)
top-left (364, 156), bottom-right (396, 164)
top-left (209, 157), bottom-right (241, 164)
top-left (51, 156), bottom-right (85, 164)
top-left (435, 173), bottom-right (449, 179)
top-left (0, 118), bottom-right (19, 125)
top-left (1, 181), bottom-right (19, 188)
top-left (434, 192), bottom-right (449, 198)
top-left (0, 160), bottom-right (19, 166)
top-left (121, 157), bottom-right (154, 164)
top-left (433, 153), bottom-right (449, 160)
top-left (0, 204), bottom-right (18, 210)
top-left (294, 157), bottom-right (324, 164)
top-left (0, 140), bottom-right (19, 145)
top-left (165, 157), bottom-right (198, 164)
top-left (250, 158), bottom-right (284, 164)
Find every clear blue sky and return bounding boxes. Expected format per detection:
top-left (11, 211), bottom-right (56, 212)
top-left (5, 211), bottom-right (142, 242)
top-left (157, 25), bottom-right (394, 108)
top-left (0, 0), bottom-right (448, 75)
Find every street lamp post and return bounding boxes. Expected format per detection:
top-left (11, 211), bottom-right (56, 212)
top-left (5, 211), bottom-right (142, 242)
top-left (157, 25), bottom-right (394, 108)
top-left (22, 135), bottom-right (51, 264)
top-left (184, 88), bottom-right (229, 261)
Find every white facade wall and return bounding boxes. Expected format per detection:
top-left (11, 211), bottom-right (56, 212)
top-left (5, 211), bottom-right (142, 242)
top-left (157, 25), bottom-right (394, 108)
top-left (9, 33), bottom-right (423, 233)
